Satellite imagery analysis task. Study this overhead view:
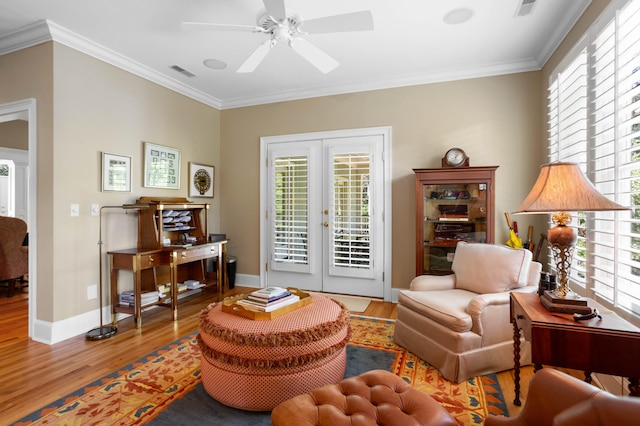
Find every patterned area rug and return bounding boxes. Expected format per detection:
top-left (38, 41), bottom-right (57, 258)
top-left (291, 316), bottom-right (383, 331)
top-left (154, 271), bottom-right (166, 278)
top-left (15, 316), bottom-right (507, 425)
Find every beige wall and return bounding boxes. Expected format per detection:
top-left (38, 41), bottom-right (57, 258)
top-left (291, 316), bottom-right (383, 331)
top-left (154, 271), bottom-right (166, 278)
top-left (221, 71), bottom-right (546, 290)
top-left (0, 42), bottom-right (221, 324)
top-left (50, 44), bottom-right (221, 321)
top-left (0, 120), bottom-right (28, 150)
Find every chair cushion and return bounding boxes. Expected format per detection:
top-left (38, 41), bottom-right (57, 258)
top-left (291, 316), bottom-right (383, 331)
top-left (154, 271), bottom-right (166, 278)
top-left (398, 289), bottom-right (475, 333)
top-left (452, 242), bottom-right (532, 294)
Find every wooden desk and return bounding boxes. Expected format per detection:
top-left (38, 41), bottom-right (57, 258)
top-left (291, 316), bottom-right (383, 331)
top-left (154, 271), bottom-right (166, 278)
top-left (109, 241), bottom-right (227, 328)
top-left (109, 248), bottom-right (174, 327)
top-left (510, 292), bottom-right (640, 405)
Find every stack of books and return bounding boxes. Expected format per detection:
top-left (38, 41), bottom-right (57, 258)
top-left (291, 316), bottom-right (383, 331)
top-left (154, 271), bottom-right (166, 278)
top-left (236, 287), bottom-right (300, 312)
top-left (119, 291), bottom-right (158, 307)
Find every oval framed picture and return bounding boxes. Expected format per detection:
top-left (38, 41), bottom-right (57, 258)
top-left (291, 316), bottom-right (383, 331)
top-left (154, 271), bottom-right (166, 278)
top-left (189, 162), bottom-right (214, 197)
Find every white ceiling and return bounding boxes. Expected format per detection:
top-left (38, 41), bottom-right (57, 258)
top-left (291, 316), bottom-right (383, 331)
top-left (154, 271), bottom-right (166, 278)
top-left (0, 0), bottom-right (591, 109)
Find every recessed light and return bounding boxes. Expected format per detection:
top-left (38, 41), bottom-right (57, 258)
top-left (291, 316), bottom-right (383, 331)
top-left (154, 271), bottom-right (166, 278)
top-left (204, 59), bottom-right (227, 70)
top-left (443, 8), bottom-right (475, 25)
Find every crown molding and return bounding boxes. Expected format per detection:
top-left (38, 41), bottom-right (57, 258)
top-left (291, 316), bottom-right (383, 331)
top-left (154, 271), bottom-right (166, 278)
top-left (0, 20), bottom-right (223, 110)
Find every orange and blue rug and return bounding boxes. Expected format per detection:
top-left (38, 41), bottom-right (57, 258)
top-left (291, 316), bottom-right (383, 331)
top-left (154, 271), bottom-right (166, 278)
top-left (15, 316), bottom-right (507, 425)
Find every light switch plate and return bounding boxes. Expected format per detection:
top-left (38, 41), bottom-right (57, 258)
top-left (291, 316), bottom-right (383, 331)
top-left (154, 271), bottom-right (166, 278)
top-left (70, 204), bottom-right (80, 217)
top-left (91, 204), bottom-right (100, 216)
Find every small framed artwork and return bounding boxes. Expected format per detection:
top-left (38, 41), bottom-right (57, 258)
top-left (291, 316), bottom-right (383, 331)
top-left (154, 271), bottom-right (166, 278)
top-left (143, 142), bottom-right (180, 189)
top-left (189, 162), bottom-right (214, 198)
top-left (102, 152), bottom-right (131, 192)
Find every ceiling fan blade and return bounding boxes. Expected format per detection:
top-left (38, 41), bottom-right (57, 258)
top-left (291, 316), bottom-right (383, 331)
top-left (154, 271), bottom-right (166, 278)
top-left (263, 0), bottom-right (287, 21)
top-left (301, 10), bottom-right (374, 34)
top-left (237, 39), bottom-right (274, 73)
top-left (181, 22), bottom-right (258, 32)
top-left (289, 38), bottom-right (339, 74)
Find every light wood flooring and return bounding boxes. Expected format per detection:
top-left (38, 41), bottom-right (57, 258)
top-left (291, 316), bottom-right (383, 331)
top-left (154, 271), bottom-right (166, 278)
top-left (0, 285), bottom-right (538, 424)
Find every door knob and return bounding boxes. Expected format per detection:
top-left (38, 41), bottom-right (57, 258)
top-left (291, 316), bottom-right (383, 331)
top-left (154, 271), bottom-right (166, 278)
top-left (323, 221), bottom-right (329, 227)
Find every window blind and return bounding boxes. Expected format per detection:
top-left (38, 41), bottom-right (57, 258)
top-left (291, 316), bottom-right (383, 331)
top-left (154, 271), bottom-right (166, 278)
top-left (548, 0), bottom-right (639, 319)
top-left (332, 153), bottom-right (371, 270)
top-left (273, 156), bottom-right (309, 265)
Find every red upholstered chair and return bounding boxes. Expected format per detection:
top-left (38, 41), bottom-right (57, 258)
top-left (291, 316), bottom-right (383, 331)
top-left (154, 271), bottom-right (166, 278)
top-left (0, 216), bottom-right (29, 297)
top-left (484, 368), bottom-right (640, 426)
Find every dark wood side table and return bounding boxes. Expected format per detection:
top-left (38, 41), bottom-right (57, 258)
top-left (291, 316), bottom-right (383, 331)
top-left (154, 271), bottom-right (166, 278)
top-left (510, 292), bottom-right (640, 405)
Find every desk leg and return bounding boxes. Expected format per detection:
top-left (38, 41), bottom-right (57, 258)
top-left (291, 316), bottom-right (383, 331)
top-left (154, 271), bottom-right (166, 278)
top-left (629, 378), bottom-right (640, 397)
top-left (217, 243), bottom-right (227, 299)
top-left (513, 319), bottom-right (522, 406)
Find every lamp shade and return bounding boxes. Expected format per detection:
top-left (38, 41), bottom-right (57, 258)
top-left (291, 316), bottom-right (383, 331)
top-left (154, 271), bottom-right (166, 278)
top-left (513, 162), bottom-right (627, 213)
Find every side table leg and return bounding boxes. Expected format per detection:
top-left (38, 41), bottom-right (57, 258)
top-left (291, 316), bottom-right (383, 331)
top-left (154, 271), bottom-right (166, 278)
top-left (629, 378), bottom-right (640, 397)
top-left (585, 371), bottom-right (593, 384)
top-left (513, 319), bottom-right (522, 406)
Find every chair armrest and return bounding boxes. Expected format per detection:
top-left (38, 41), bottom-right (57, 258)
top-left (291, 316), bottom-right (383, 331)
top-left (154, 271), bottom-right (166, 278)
top-left (409, 274), bottom-right (456, 291)
top-left (466, 292), bottom-right (510, 336)
top-left (484, 369), bottom-right (604, 426)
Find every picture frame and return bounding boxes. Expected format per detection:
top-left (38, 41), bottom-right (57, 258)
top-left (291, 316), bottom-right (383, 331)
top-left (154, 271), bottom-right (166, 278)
top-left (188, 162), bottom-right (215, 198)
top-left (101, 152), bottom-right (131, 192)
top-left (143, 142), bottom-right (180, 189)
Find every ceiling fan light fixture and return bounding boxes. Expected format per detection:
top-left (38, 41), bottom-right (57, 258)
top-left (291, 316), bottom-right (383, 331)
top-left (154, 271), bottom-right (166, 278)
top-left (203, 59), bottom-right (227, 70)
top-left (443, 8), bottom-right (475, 25)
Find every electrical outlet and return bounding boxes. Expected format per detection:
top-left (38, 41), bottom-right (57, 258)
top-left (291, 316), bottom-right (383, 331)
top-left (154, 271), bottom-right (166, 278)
top-left (91, 204), bottom-right (100, 216)
top-left (87, 285), bottom-right (98, 300)
top-left (70, 204), bottom-right (80, 217)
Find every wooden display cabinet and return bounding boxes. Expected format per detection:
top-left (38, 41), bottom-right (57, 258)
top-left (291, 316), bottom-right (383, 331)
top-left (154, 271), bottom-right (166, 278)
top-left (414, 166), bottom-right (498, 276)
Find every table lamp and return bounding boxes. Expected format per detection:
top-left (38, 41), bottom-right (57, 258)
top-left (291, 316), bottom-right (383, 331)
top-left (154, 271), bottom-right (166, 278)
top-left (512, 162), bottom-right (628, 314)
top-left (86, 203), bottom-right (149, 341)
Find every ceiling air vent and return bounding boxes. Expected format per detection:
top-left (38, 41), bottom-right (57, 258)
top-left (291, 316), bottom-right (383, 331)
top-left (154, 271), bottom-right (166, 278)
top-left (515, 0), bottom-right (537, 17)
top-left (170, 65), bottom-right (196, 78)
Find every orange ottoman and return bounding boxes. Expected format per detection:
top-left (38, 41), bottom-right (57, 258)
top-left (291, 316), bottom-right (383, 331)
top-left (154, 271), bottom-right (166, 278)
top-left (198, 293), bottom-right (351, 411)
top-left (271, 369), bottom-right (457, 426)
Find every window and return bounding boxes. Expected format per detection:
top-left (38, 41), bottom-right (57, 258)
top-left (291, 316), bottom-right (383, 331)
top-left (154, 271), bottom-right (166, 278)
top-left (548, 0), bottom-right (640, 321)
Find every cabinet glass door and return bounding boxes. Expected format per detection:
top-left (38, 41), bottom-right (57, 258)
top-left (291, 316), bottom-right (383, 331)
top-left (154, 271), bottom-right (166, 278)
top-left (421, 182), bottom-right (488, 275)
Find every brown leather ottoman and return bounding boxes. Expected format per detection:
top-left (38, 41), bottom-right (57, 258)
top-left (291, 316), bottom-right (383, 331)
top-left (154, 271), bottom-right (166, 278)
top-left (271, 369), bottom-right (457, 426)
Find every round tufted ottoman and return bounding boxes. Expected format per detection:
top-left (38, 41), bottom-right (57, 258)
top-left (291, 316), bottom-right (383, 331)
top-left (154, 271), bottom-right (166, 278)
top-left (271, 369), bottom-right (457, 426)
top-left (198, 293), bottom-right (351, 411)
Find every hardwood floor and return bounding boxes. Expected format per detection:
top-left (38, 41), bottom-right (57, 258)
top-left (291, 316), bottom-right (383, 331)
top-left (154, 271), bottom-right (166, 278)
top-left (0, 286), bottom-right (535, 424)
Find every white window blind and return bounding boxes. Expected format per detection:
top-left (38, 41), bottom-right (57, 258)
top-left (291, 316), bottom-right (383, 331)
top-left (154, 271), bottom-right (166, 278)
top-left (273, 156), bottom-right (308, 265)
top-left (332, 153), bottom-right (371, 270)
top-left (591, 0), bottom-right (640, 314)
top-left (548, 47), bottom-right (589, 288)
top-left (548, 0), bottom-right (639, 319)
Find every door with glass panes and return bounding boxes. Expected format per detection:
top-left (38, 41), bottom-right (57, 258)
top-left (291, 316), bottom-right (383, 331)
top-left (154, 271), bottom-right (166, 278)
top-left (265, 133), bottom-right (384, 297)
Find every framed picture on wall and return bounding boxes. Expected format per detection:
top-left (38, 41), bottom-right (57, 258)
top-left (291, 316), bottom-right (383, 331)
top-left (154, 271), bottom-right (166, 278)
top-left (143, 142), bottom-right (180, 189)
top-left (188, 162), bottom-right (214, 198)
top-left (101, 152), bottom-right (131, 192)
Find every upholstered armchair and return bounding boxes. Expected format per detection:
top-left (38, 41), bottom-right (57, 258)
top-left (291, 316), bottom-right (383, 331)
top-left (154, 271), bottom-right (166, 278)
top-left (0, 216), bottom-right (29, 297)
top-left (393, 242), bottom-right (541, 383)
top-left (484, 368), bottom-right (640, 426)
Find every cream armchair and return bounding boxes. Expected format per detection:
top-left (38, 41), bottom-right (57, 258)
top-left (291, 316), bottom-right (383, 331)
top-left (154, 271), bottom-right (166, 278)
top-left (393, 242), bottom-right (542, 383)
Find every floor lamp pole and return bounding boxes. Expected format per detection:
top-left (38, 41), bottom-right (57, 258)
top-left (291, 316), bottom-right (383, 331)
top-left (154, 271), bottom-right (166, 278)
top-left (86, 204), bottom-right (147, 341)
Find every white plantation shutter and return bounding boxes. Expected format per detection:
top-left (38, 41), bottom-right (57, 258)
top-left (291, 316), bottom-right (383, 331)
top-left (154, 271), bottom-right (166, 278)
top-left (548, 47), bottom-right (589, 287)
top-left (590, 0), bottom-right (640, 314)
top-left (548, 0), bottom-right (639, 319)
top-left (332, 152), bottom-right (371, 270)
top-left (272, 155), bottom-right (309, 268)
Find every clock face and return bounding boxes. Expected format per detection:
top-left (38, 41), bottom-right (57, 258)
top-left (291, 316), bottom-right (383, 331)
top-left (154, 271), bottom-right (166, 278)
top-left (445, 148), bottom-right (467, 167)
top-left (193, 169), bottom-right (212, 195)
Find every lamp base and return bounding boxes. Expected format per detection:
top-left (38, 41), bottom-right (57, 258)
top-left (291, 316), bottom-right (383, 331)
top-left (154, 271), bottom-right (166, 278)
top-left (85, 325), bottom-right (117, 341)
top-left (541, 290), bottom-right (592, 314)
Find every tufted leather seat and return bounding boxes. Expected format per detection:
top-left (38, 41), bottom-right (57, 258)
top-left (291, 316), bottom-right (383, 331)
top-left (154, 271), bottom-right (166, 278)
top-left (271, 369), bottom-right (456, 426)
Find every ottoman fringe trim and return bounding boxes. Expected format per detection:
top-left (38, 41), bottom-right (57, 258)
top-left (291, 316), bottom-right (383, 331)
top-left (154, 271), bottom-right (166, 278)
top-left (197, 327), bottom-right (352, 370)
top-left (199, 302), bottom-right (351, 347)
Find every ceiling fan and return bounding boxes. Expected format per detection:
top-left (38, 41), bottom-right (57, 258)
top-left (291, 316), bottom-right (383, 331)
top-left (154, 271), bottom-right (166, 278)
top-left (181, 0), bottom-right (374, 73)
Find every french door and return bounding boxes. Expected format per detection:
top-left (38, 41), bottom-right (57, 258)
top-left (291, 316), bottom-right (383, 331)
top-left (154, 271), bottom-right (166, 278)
top-left (260, 127), bottom-right (390, 298)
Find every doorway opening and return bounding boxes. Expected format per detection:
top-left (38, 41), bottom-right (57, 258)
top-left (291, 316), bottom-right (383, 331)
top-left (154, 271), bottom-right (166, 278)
top-left (0, 99), bottom-right (37, 339)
